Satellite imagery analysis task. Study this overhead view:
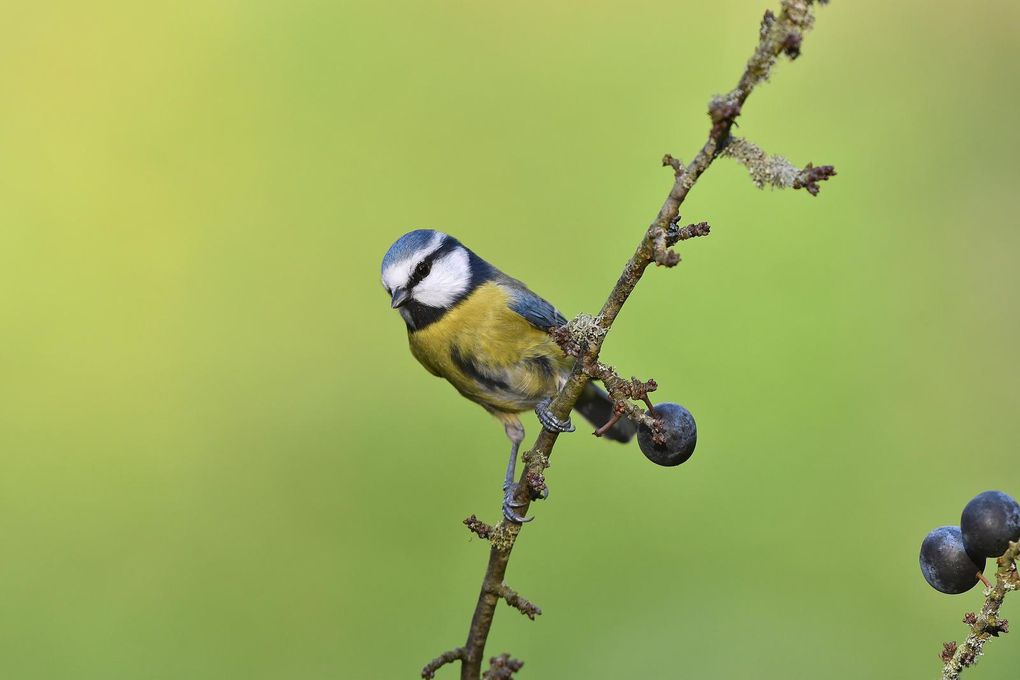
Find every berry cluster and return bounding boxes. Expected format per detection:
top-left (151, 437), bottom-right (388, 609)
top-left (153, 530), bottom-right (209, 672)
top-left (637, 402), bottom-right (697, 467)
top-left (919, 491), bottom-right (1020, 594)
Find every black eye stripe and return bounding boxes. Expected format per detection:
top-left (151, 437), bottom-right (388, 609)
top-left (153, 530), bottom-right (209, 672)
top-left (409, 261), bottom-right (430, 287)
top-left (408, 240), bottom-right (458, 288)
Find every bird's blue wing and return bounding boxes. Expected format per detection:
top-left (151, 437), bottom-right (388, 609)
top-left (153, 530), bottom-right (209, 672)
top-left (503, 280), bottom-right (567, 331)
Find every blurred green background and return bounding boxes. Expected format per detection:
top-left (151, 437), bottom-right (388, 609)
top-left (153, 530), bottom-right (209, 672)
top-left (2, 1), bottom-right (1018, 678)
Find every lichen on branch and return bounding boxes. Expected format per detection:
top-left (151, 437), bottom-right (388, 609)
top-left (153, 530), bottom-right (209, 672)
top-left (722, 137), bottom-right (836, 196)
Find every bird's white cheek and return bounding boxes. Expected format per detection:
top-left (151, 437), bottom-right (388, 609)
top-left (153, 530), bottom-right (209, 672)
top-left (413, 249), bottom-right (470, 307)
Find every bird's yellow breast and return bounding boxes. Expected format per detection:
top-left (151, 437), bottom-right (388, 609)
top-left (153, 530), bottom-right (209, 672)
top-left (407, 282), bottom-right (568, 414)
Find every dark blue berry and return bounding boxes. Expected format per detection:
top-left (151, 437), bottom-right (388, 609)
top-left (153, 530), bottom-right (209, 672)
top-left (961, 490), bottom-right (1020, 558)
top-left (637, 402), bottom-right (697, 467)
top-left (919, 526), bottom-right (985, 594)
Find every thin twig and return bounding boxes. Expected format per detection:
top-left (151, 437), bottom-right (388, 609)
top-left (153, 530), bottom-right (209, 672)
top-left (491, 583), bottom-right (542, 620)
top-left (463, 515), bottom-right (494, 540)
top-left (426, 2), bottom-right (836, 677)
top-left (422, 648), bottom-right (464, 680)
top-left (583, 359), bottom-right (658, 434)
top-left (668, 220), bottom-right (712, 243)
top-left (592, 407), bottom-right (624, 438)
top-left (942, 541), bottom-right (1020, 679)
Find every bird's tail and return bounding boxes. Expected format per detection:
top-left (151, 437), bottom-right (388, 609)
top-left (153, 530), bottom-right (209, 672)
top-left (574, 382), bottom-right (637, 443)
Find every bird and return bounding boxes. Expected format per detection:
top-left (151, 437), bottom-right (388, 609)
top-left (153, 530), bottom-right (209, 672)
top-left (380, 229), bottom-right (635, 522)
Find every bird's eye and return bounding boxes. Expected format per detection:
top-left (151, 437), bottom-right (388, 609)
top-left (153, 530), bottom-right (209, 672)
top-left (413, 261), bottom-right (431, 280)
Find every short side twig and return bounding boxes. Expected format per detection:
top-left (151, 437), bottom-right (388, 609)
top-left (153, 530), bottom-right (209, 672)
top-left (463, 515), bottom-right (494, 540)
top-left (422, 648), bottom-right (465, 680)
top-left (722, 137), bottom-right (836, 195)
top-left (491, 583), bottom-right (541, 620)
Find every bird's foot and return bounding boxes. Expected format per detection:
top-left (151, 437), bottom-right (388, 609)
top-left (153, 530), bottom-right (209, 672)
top-left (535, 398), bottom-right (574, 433)
top-left (502, 482), bottom-right (532, 524)
top-left (501, 478), bottom-right (549, 523)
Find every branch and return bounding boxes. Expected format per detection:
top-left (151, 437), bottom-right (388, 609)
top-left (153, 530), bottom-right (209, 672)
top-left (722, 137), bottom-right (837, 195)
top-left (425, 2), bottom-right (836, 677)
top-left (942, 541), bottom-right (1020, 679)
top-left (582, 359), bottom-right (659, 434)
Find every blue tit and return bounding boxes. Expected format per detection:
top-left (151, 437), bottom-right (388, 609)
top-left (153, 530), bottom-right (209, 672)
top-left (381, 229), bottom-right (635, 522)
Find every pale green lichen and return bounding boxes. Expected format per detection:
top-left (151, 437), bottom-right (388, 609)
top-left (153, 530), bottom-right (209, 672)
top-left (522, 449), bottom-right (549, 472)
top-left (566, 313), bottom-right (607, 346)
top-left (489, 522), bottom-right (519, 553)
top-left (722, 137), bottom-right (802, 190)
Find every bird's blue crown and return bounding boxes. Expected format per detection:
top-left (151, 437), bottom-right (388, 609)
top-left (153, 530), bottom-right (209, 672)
top-left (381, 229), bottom-right (446, 272)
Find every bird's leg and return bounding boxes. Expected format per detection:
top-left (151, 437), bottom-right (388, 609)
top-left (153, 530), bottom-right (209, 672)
top-left (500, 419), bottom-right (545, 524)
top-left (535, 397), bottom-right (574, 433)
top-left (501, 438), bottom-right (530, 524)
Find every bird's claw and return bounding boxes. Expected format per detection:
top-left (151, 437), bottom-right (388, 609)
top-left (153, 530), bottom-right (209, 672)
top-left (501, 478), bottom-right (550, 523)
top-left (535, 398), bottom-right (574, 434)
top-left (502, 505), bottom-right (531, 524)
top-left (502, 483), bottom-right (533, 524)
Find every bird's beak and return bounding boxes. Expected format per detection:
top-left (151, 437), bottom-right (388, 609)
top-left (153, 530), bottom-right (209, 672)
top-left (390, 287), bottom-right (410, 309)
